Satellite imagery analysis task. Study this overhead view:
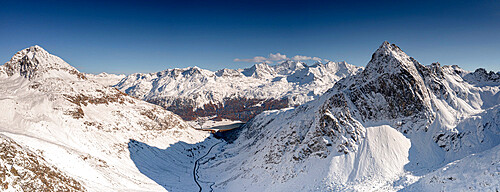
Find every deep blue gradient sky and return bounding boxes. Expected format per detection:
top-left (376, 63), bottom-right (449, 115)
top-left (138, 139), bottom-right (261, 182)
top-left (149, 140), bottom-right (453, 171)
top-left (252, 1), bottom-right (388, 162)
top-left (1, 0), bottom-right (499, 74)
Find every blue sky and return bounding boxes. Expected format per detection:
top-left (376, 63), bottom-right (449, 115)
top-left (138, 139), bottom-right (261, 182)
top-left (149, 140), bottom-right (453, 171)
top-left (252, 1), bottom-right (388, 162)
top-left (0, 0), bottom-right (499, 74)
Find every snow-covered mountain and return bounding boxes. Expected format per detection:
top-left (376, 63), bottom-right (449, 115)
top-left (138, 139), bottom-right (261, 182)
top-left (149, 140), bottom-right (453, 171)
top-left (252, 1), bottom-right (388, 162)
top-left (462, 68), bottom-right (500, 87)
top-left (115, 60), bottom-right (362, 121)
top-left (0, 46), bottom-right (210, 191)
top-left (2, 43), bottom-right (498, 192)
top-left (86, 72), bottom-right (125, 87)
top-left (0, 134), bottom-right (84, 191)
top-left (192, 41), bottom-right (500, 191)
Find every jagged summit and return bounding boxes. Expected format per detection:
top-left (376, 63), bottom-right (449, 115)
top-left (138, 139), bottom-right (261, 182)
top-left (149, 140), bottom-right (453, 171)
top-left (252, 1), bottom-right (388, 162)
top-left (241, 62), bottom-right (276, 78)
top-left (215, 68), bottom-right (241, 77)
top-left (274, 60), bottom-right (306, 75)
top-left (364, 41), bottom-right (422, 78)
top-left (19, 45), bottom-right (47, 53)
top-left (1, 43), bottom-right (498, 191)
top-left (2, 45), bottom-right (83, 80)
top-left (181, 66), bottom-right (204, 76)
top-left (0, 45), bottom-right (208, 191)
top-left (198, 41), bottom-right (500, 192)
top-left (338, 41), bottom-right (432, 128)
top-left (463, 67), bottom-right (500, 86)
top-left (323, 60), bottom-right (357, 73)
top-left (117, 59), bottom-right (362, 121)
top-left (23, 45), bottom-right (45, 53)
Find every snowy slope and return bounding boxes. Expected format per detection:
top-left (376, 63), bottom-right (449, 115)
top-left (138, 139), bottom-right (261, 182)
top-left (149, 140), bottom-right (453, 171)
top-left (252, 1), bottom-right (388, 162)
top-left (404, 144), bottom-right (500, 191)
top-left (195, 41), bottom-right (500, 191)
top-left (0, 46), bottom-right (210, 191)
top-left (86, 72), bottom-right (125, 87)
top-left (2, 43), bottom-right (498, 192)
top-left (115, 60), bottom-right (362, 121)
top-left (0, 134), bottom-right (84, 191)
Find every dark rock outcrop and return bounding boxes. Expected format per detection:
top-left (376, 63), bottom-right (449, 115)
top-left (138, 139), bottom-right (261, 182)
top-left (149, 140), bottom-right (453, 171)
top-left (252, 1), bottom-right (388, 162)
top-left (148, 97), bottom-right (289, 121)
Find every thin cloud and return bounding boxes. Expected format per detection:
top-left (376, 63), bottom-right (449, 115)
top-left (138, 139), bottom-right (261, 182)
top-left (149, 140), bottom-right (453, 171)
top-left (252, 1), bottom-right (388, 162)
top-left (235, 53), bottom-right (323, 63)
top-left (311, 57), bottom-right (322, 61)
top-left (292, 55), bottom-right (312, 61)
top-left (234, 53), bottom-right (287, 63)
top-left (268, 53), bottom-right (287, 61)
top-left (292, 55), bottom-right (323, 62)
top-left (234, 56), bottom-right (267, 63)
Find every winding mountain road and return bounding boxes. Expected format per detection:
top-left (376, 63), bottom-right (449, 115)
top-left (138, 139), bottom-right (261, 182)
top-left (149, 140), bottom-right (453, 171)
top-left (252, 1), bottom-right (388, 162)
top-left (194, 141), bottom-right (222, 192)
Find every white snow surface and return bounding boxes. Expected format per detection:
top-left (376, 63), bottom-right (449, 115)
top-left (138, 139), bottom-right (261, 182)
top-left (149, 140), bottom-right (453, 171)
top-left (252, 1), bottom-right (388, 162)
top-left (404, 143), bottom-right (500, 192)
top-left (0, 133), bottom-right (85, 191)
top-left (86, 72), bottom-right (125, 87)
top-left (1, 43), bottom-right (499, 192)
top-left (115, 60), bottom-right (362, 110)
top-left (0, 46), bottom-right (211, 191)
top-left (194, 41), bottom-right (500, 191)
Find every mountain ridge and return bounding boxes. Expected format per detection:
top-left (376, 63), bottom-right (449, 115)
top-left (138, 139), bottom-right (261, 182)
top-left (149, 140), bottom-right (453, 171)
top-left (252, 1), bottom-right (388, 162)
top-left (0, 43), bottom-right (498, 191)
top-left (0, 45), bottom-right (210, 191)
top-left (115, 59), bottom-right (362, 121)
top-left (2, 45), bottom-right (86, 80)
top-left (195, 41), bottom-right (500, 191)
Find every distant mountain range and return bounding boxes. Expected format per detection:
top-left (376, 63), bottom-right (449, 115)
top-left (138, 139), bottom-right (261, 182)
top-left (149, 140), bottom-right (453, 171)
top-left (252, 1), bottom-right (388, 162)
top-left (0, 45), bottom-right (209, 191)
top-left (194, 42), bottom-right (500, 191)
top-left (0, 42), bottom-right (498, 191)
top-left (114, 59), bottom-right (361, 121)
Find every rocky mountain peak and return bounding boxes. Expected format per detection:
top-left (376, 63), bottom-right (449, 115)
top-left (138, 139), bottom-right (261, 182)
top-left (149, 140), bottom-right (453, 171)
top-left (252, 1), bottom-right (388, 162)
top-left (181, 66), bottom-right (203, 76)
top-left (215, 68), bottom-right (241, 77)
top-left (326, 41), bottom-right (433, 133)
top-left (463, 68), bottom-right (500, 86)
top-left (2, 45), bottom-right (83, 80)
top-left (364, 41), bottom-right (422, 78)
top-left (242, 62), bottom-right (276, 78)
top-left (324, 60), bottom-right (348, 71)
top-left (274, 60), bottom-right (306, 75)
top-left (24, 45), bottom-right (46, 54)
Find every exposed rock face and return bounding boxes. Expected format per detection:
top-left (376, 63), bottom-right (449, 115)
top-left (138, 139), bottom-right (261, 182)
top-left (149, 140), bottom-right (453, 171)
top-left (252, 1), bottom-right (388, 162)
top-left (2, 43), bottom-right (498, 191)
top-left (0, 46), bottom-right (208, 191)
top-left (273, 42), bottom-right (436, 160)
top-left (332, 41), bottom-right (434, 133)
top-left (199, 41), bottom-right (500, 191)
top-left (3, 45), bottom-right (86, 80)
top-left (149, 97), bottom-right (289, 121)
top-left (463, 68), bottom-right (500, 86)
top-left (115, 60), bottom-right (362, 121)
top-left (0, 134), bottom-right (84, 191)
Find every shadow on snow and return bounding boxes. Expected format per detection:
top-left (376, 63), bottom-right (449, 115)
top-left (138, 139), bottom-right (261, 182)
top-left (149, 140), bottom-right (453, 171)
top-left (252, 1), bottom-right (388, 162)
top-left (128, 138), bottom-right (212, 192)
top-left (127, 126), bottom-right (242, 192)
